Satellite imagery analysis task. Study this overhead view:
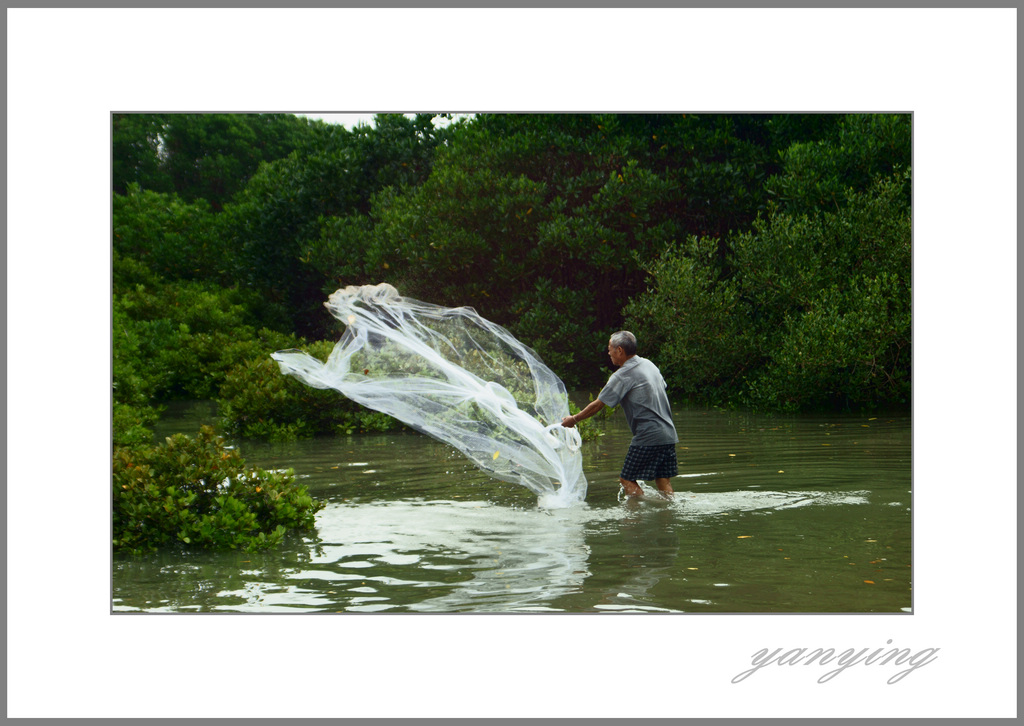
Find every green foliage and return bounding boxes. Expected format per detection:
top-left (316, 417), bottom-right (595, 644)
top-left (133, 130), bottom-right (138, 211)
top-left (218, 341), bottom-right (402, 441)
top-left (112, 113), bottom-right (317, 209)
top-left (114, 270), bottom-right (299, 401)
top-left (309, 113), bottom-right (829, 386)
top-left (511, 281), bottom-right (604, 383)
top-left (112, 426), bottom-right (325, 554)
top-left (112, 114), bottom-right (176, 196)
top-left (739, 174), bottom-right (911, 410)
top-left (113, 185), bottom-right (228, 284)
top-left (624, 237), bottom-right (758, 405)
top-left (625, 116), bottom-right (910, 411)
top-left (315, 115), bottom-right (738, 385)
top-left (744, 273), bottom-right (911, 411)
top-left (349, 113), bottom-right (458, 203)
top-left (765, 114), bottom-right (911, 216)
top-left (218, 114), bottom-right (456, 337)
top-left (113, 289), bottom-right (165, 447)
top-left (112, 255), bottom-right (303, 445)
top-left (111, 112), bottom-right (911, 419)
top-left (112, 402), bottom-right (162, 448)
top-left (627, 171), bottom-right (911, 411)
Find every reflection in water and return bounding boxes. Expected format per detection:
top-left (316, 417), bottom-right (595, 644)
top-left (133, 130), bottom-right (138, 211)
top-left (274, 487), bottom-right (872, 613)
top-left (307, 501), bottom-right (592, 612)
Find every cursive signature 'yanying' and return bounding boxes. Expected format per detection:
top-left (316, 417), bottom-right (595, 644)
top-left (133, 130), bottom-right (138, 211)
top-left (732, 640), bottom-right (940, 685)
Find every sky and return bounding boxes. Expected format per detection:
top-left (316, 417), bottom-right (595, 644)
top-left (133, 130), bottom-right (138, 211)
top-left (297, 112), bottom-right (380, 128)
top-left (298, 112), bottom-right (471, 129)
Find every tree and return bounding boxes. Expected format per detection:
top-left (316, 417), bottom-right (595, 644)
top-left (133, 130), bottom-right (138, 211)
top-left (112, 114), bottom-right (175, 196)
top-left (738, 174), bottom-right (911, 410)
top-left (112, 113), bottom-right (318, 209)
top-left (312, 114), bottom-right (784, 385)
top-left (218, 114), bottom-right (458, 337)
top-left (113, 184), bottom-right (225, 283)
top-left (764, 114), bottom-right (911, 216)
top-left (625, 113), bottom-right (911, 411)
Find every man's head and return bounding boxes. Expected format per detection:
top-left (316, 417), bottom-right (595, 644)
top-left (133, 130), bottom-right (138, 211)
top-left (608, 331), bottom-right (637, 367)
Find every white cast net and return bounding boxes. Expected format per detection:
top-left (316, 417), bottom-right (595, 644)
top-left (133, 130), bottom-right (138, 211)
top-left (270, 283), bottom-right (587, 508)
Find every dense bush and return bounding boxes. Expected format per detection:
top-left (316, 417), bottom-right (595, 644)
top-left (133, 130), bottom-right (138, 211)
top-left (113, 279), bottom-right (166, 447)
top-left (112, 113), bottom-right (318, 209)
top-left (112, 251), bottom-right (305, 445)
top-left (739, 180), bottom-right (911, 410)
top-left (627, 172), bottom-right (911, 411)
top-left (765, 114), bottom-right (911, 217)
top-left (218, 340), bottom-right (402, 441)
top-left (114, 268), bottom-right (301, 399)
top-left (112, 427), bottom-right (325, 554)
top-left (217, 114), bottom-right (459, 337)
top-left (113, 185), bottom-right (227, 284)
top-left (622, 114), bottom-right (910, 411)
top-left (622, 236), bottom-right (758, 405)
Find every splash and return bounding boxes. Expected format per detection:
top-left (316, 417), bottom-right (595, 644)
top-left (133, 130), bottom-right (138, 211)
top-left (271, 283), bottom-right (587, 508)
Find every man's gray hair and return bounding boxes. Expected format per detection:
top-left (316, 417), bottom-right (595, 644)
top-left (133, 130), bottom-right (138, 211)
top-left (610, 331), bottom-right (637, 356)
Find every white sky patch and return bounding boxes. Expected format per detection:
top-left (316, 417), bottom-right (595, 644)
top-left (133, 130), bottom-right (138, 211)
top-left (298, 112), bottom-right (381, 128)
top-left (298, 112), bottom-right (473, 130)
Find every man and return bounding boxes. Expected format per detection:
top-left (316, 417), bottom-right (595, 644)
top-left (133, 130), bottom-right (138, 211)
top-left (561, 331), bottom-right (678, 498)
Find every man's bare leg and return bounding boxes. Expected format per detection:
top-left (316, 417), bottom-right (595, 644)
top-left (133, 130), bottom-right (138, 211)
top-left (655, 477), bottom-right (674, 497)
top-left (619, 477), bottom-right (644, 497)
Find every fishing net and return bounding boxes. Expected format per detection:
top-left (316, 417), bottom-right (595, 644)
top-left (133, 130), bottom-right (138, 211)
top-left (271, 283), bottom-right (587, 507)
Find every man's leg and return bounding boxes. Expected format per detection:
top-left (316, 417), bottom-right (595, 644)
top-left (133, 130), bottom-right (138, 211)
top-left (619, 477), bottom-right (644, 497)
top-left (654, 446), bottom-right (677, 497)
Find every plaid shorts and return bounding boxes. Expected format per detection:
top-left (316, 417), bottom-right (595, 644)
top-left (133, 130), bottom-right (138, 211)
top-left (620, 443), bottom-right (679, 482)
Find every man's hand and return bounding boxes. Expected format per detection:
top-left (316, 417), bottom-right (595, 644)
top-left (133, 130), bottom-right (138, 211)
top-left (562, 399), bottom-right (605, 428)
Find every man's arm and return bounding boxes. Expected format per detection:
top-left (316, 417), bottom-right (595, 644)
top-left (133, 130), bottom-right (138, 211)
top-left (561, 399), bottom-right (605, 428)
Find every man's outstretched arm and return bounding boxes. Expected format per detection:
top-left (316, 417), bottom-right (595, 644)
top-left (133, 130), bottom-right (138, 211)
top-left (561, 399), bottom-right (605, 428)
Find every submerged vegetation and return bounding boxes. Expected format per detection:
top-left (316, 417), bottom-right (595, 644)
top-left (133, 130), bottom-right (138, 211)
top-left (111, 112), bottom-right (910, 549)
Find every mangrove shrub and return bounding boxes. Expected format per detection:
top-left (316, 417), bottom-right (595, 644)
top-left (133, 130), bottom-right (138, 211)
top-left (627, 172), bottom-right (911, 411)
top-left (218, 340), bottom-right (401, 441)
top-left (112, 426), bottom-right (325, 554)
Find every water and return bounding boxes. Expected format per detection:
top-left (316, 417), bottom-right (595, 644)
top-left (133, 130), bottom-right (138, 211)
top-left (113, 402), bottom-right (912, 613)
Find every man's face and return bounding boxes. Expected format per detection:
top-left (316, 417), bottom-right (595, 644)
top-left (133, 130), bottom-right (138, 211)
top-left (608, 341), bottom-right (627, 367)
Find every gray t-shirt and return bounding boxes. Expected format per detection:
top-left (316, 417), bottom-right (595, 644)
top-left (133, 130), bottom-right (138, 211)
top-left (598, 356), bottom-right (678, 446)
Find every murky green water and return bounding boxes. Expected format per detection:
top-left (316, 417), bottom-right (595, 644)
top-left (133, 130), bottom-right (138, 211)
top-left (113, 402), bottom-right (911, 613)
